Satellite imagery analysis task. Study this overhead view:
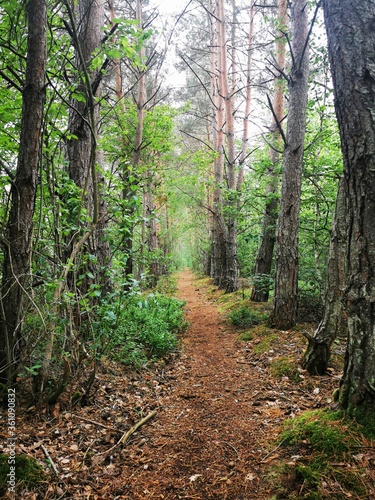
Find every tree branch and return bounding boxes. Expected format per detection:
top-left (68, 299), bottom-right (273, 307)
top-left (266, 94), bottom-right (287, 146)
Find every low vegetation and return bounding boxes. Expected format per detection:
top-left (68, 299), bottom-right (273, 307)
top-left (96, 292), bottom-right (188, 367)
top-left (269, 409), bottom-right (375, 499)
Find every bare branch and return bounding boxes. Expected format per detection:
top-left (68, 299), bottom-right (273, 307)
top-left (266, 94), bottom-right (287, 146)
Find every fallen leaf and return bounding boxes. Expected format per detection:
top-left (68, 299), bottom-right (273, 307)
top-left (189, 474), bottom-right (203, 482)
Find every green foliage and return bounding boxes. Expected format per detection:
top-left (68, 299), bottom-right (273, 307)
top-left (95, 293), bottom-right (187, 366)
top-left (0, 454), bottom-right (45, 493)
top-left (238, 331), bottom-right (254, 341)
top-left (228, 306), bottom-right (267, 328)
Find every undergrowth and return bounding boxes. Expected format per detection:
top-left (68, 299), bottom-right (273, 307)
top-left (268, 409), bottom-right (374, 499)
top-left (0, 454), bottom-right (45, 496)
top-left (228, 305), bottom-right (267, 328)
top-left (95, 293), bottom-right (188, 367)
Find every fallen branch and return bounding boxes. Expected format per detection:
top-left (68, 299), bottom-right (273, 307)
top-left (41, 444), bottom-right (59, 476)
top-left (99, 409), bottom-right (157, 456)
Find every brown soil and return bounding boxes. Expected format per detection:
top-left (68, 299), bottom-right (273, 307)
top-left (1, 269), bottom-right (340, 499)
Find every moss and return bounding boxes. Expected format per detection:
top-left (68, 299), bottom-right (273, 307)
top-left (350, 406), bottom-right (375, 439)
top-left (254, 333), bottom-right (279, 354)
top-left (0, 453), bottom-right (45, 493)
top-left (280, 409), bottom-right (353, 457)
top-left (268, 409), bottom-right (371, 499)
top-left (270, 356), bottom-right (301, 383)
top-left (238, 330), bottom-right (254, 341)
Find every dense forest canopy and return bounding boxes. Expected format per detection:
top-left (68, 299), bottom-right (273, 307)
top-left (0, 0), bottom-right (374, 423)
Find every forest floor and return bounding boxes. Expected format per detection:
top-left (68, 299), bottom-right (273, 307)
top-left (1, 269), bottom-right (352, 499)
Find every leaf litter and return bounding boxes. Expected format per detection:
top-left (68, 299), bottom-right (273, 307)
top-left (0, 270), bottom-right (350, 499)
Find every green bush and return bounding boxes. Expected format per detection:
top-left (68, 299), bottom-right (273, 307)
top-left (228, 306), bottom-right (267, 328)
top-left (95, 293), bottom-right (187, 366)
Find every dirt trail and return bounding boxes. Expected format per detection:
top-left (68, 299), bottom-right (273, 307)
top-left (122, 269), bottom-right (273, 499)
top-left (5, 269), bottom-right (333, 499)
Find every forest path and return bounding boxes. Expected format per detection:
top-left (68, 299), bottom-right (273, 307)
top-left (11, 269), bottom-right (334, 499)
top-left (123, 268), bottom-right (274, 499)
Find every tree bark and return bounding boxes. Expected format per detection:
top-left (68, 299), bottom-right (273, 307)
top-left (323, 0), bottom-right (375, 414)
top-left (251, 0), bottom-right (286, 302)
top-left (218, 0), bottom-right (238, 293)
top-left (210, 0), bottom-right (227, 288)
top-left (0, 0), bottom-right (47, 385)
top-left (271, 0), bottom-right (309, 329)
top-left (302, 176), bottom-right (348, 374)
top-left (65, 0), bottom-right (110, 306)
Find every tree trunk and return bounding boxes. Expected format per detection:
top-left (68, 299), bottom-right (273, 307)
top-left (302, 176), bottom-right (348, 374)
top-left (271, 0), bottom-right (309, 329)
top-left (251, 0), bottom-right (286, 303)
top-left (210, 0), bottom-right (227, 288)
top-left (0, 0), bottom-right (46, 385)
top-left (65, 0), bottom-right (109, 307)
top-left (323, 0), bottom-right (375, 414)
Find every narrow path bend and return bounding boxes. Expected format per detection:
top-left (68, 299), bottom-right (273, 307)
top-left (124, 269), bottom-right (272, 499)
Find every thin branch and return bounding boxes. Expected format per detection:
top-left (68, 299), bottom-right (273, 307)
top-left (98, 410), bottom-right (157, 456)
top-left (0, 70), bottom-right (23, 93)
top-left (298, 0), bottom-right (322, 73)
top-left (266, 94), bottom-right (287, 146)
top-left (41, 444), bottom-right (59, 476)
top-left (180, 129), bottom-right (216, 153)
top-left (179, 53), bottom-right (217, 110)
top-left (280, 29), bottom-right (295, 69)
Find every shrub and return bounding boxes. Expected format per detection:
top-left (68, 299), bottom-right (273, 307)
top-left (228, 306), bottom-right (267, 328)
top-left (95, 293), bottom-right (188, 366)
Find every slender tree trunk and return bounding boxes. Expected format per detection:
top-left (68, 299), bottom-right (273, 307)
top-left (0, 0), bottom-right (46, 385)
top-left (65, 0), bottom-right (109, 307)
top-left (218, 0), bottom-right (238, 293)
top-left (210, 0), bottom-right (227, 288)
top-left (302, 176), bottom-right (348, 374)
top-left (271, 0), bottom-right (309, 329)
top-left (251, 0), bottom-right (287, 302)
top-left (323, 0), bottom-right (375, 414)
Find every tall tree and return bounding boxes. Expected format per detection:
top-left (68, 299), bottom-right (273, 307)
top-left (302, 176), bottom-right (348, 374)
top-left (65, 0), bottom-right (110, 307)
top-left (0, 0), bottom-right (47, 385)
top-left (251, 0), bottom-right (287, 302)
top-left (271, 0), bottom-right (310, 329)
top-left (210, 0), bottom-right (227, 289)
top-left (323, 0), bottom-right (375, 414)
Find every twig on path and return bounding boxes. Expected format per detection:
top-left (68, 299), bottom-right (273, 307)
top-left (98, 409), bottom-right (157, 456)
top-left (219, 440), bottom-right (239, 458)
top-left (261, 438), bottom-right (287, 463)
top-left (41, 443), bottom-right (59, 476)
